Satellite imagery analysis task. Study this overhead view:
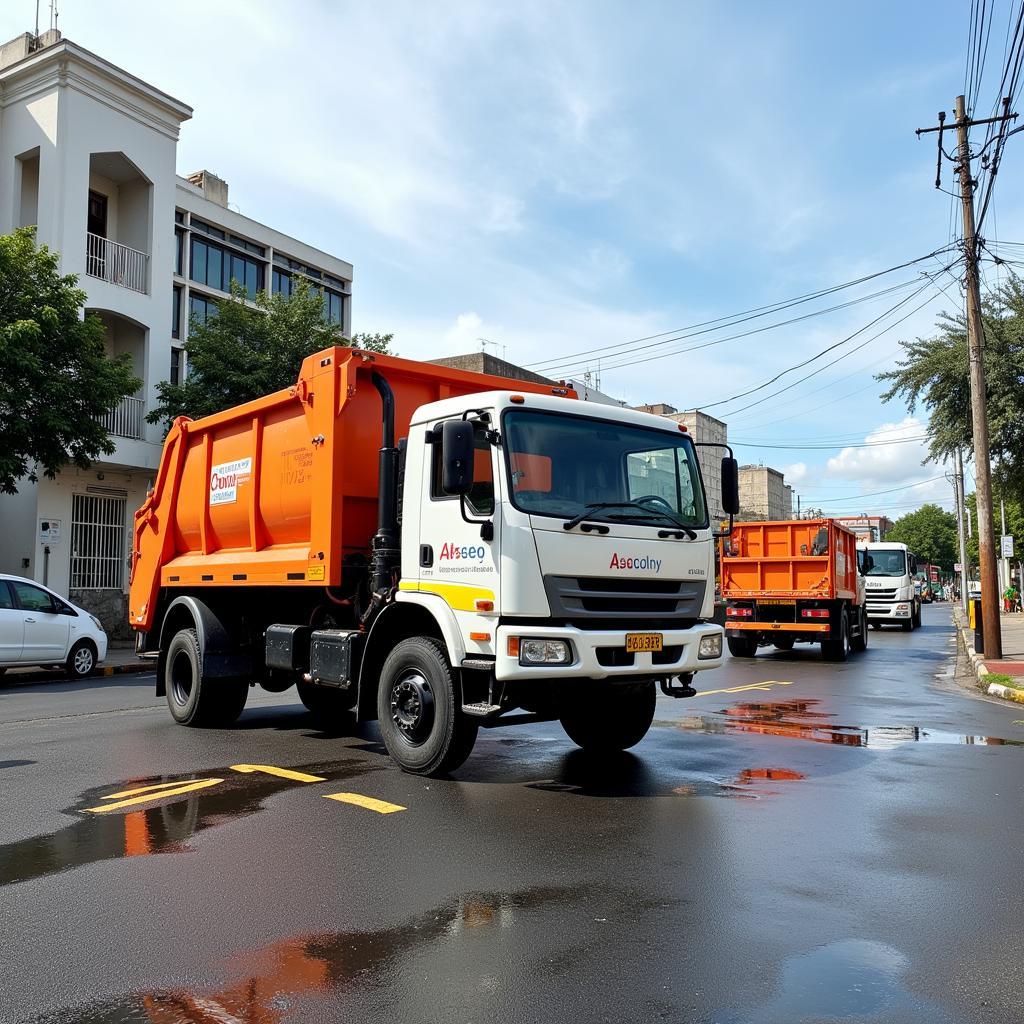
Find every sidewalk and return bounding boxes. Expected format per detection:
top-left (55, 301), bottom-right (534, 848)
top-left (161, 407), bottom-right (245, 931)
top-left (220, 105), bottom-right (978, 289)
top-left (0, 643), bottom-right (151, 689)
top-left (952, 605), bottom-right (1024, 704)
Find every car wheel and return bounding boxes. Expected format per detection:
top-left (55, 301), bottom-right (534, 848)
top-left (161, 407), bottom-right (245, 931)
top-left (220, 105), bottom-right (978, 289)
top-left (377, 637), bottom-right (478, 776)
top-left (66, 640), bottom-right (96, 678)
top-left (165, 627), bottom-right (248, 727)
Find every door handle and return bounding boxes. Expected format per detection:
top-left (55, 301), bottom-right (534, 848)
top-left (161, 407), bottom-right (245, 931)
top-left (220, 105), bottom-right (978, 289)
top-left (24, 617), bottom-right (36, 623)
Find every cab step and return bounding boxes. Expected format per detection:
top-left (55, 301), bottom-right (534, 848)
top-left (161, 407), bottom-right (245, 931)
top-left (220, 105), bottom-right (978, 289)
top-left (462, 702), bottom-right (502, 717)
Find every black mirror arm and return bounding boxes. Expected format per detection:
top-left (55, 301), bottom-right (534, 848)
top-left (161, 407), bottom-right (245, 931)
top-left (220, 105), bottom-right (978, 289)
top-left (694, 440), bottom-right (737, 538)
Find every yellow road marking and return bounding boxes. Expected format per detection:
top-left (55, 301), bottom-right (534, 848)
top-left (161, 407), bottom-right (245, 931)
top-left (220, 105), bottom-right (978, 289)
top-left (324, 792), bottom-right (406, 814)
top-left (86, 778), bottom-right (224, 813)
top-left (230, 764), bottom-right (326, 783)
top-left (101, 780), bottom-right (204, 800)
top-left (694, 680), bottom-right (794, 698)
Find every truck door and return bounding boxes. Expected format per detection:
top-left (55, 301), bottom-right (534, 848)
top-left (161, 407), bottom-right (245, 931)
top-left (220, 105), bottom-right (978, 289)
top-left (416, 417), bottom-right (500, 616)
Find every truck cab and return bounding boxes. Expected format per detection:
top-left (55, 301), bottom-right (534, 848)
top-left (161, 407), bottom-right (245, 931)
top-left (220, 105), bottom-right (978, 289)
top-left (857, 542), bottom-right (922, 630)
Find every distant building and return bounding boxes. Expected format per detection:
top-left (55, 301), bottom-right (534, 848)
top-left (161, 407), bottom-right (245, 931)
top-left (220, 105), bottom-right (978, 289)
top-left (631, 404), bottom-right (729, 522)
top-left (738, 465), bottom-right (792, 521)
top-left (834, 515), bottom-right (894, 542)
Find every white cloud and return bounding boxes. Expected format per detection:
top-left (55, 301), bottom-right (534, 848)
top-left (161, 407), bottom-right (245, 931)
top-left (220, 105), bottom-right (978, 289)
top-left (826, 417), bottom-right (930, 485)
top-left (443, 312), bottom-right (485, 350)
top-left (785, 462), bottom-right (808, 485)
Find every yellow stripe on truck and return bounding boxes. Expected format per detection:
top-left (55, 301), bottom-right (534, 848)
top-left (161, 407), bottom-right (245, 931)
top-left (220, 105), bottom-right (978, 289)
top-left (399, 580), bottom-right (495, 612)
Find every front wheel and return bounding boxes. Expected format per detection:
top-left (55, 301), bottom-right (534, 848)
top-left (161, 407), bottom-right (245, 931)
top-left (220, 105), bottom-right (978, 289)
top-left (165, 627), bottom-right (248, 726)
top-left (912, 603), bottom-right (922, 628)
top-left (727, 636), bottom-right (758, 658)
top-left (377, 637), bottom-right (478, 776)
top-left (560, 681), bottom-right (656, 753)
top-left (66, 640), bottom-right (96, 678)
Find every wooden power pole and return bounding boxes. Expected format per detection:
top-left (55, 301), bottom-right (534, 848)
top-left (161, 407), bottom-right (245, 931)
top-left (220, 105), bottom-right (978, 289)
top-left (918, 96), bottom-right (1017, 658)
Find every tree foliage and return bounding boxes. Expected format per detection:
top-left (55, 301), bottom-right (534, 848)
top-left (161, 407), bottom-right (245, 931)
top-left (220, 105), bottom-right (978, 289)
top-left (963, 489), bottom-right (1024, 568)
top-left (885, 503), bottom-right (958, 568)
top-left (0, 228), bottom-right (141, 494)
top-left (878, 275), bottom-right (1024, 492)
top-left (149, 280), bottom-right (393, 425)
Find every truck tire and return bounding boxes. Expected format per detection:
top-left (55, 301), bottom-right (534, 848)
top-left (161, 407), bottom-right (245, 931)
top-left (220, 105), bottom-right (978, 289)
top-left (901, 616), bottom-right (913, 632)
top-left (822, 611), bottom-right (849, 662)
top-left (912, 603), bottom-right (922, 628)
top-left (773, 638), bottom-right (795, 651)
top-left (727, 636), bottom-right (757, 658)
top-left (165, 627), bottom-right (248, 727)
top-left (377, 637), bottom-right (478, 776)
top-left (298, 680), bottom-right (357, 719)
top-left (559, 680), bottom-right (656, 754)
top-left (850, 607), bottom-right (868, 653)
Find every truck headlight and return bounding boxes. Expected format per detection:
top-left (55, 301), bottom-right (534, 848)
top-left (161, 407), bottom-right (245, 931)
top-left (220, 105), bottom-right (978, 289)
top-left (518, 638), bottom-right (573, 665)
top-left (698, 633), bottom-right (723, 659)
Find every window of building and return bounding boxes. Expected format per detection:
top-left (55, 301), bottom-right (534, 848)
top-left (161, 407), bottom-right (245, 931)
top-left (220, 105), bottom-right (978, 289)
top-left (190, 236), bottom-right (264, 299)
top-left (175, 228), bottom-right (184, 276)
top-left (272, 268), bottom-right (293, 296)
top-left (70, 493), bottom-right (127, 590)
top-left (170, 346), bottom-right (182, 386)
top-left (175, 210), bottom-right (185, 225)
top-left (189, 292), bottom-right (217, 326)
top-left (172, 285), bottom-right (182, 339)
top-left (191, 218), bottom-right (225, 240)
top-left (324, 288), bottom-right (345, 325)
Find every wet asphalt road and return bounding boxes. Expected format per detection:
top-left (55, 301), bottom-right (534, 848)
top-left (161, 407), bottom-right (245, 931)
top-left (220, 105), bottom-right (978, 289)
top-left (2, 604), bottom-right (1024, 1024)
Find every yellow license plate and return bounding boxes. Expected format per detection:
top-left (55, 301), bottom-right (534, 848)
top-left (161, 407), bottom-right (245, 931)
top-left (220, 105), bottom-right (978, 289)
top-left (759, 599), bottom-right (796, 605)
top-left (626, 632), bottom-right (663, 653)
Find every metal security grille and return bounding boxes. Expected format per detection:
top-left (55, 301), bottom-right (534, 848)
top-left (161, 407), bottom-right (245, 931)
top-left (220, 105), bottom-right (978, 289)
top-left (71, 494), bottom-right (126, 590)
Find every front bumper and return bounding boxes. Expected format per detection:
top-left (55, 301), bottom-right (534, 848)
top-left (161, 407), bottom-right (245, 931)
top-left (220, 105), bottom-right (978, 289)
top-left (494, 622), bottom-right (724, 681)
top-left (865, 603), bottom-right (911, 621)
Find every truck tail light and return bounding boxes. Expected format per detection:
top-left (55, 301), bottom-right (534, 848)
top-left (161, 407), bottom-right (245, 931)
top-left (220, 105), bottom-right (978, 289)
top-left (727, 606), bottom-right (753, 617)
top-left (801, 608), bottom-right (830, 619)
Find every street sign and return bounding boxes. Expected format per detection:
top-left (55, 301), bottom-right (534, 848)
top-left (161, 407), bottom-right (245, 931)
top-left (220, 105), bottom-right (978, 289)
top-left (1001, 535), bottom-right (1014, 558)
top-left (39, 518), bottom-right (61, 544)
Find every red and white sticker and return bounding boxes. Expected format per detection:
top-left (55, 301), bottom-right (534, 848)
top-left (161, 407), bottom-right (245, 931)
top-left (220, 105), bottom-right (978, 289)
top-left (210, 458), bottom-right (252, 506)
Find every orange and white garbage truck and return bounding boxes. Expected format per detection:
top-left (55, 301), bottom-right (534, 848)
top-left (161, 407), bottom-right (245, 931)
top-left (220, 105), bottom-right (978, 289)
top-left (720, 518), bottom-right (869, 661)
top-left (129, 347), bottom-right (740, 774)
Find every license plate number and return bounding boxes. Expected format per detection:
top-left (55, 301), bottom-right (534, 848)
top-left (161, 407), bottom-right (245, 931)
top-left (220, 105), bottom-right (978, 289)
top-left (759, 599), bottom-right (796, 605)
top-left (626, 633), bottom-right (663, 653)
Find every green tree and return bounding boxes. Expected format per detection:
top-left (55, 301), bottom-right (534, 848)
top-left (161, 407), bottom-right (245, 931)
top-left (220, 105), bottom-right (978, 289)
top-left (878, 275), bottom-right (1024, 493)
top-left (0, 228), bottom-right (141, 494)
top-left (963, 489), bottom-right (1024, 567)
top-left (149, 280), bottom-right (393, 425)
top-left (885, 503), bottom-right (958, 568)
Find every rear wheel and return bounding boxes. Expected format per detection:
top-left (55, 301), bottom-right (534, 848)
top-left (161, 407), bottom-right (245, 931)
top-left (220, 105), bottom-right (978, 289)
top-left (165, 627), bottom-right (248, 726)
top-left (727, 636), bottom-right (758, 658)
top-left (773, 638), bottom-right (795, 651)
top-left (560, 681), bottom-right (656, 753)
top-left (850, 606), bottom-right (868, 653)
top-left (298, 681), bottom-right (357, 719)
top-left (822, 611), bottom-right (849, 662)
top-left (377, 637), bottom-right (478, 776)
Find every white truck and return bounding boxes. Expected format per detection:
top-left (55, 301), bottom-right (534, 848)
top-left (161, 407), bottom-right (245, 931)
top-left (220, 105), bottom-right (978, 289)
top-left (857, 541), bottom-right (922, 631)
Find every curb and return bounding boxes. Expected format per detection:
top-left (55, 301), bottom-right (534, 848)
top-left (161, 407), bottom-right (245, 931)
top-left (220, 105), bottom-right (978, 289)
top-left (951, 608), bottom-right (1024, 703)
top-left (0, 660), bottom-right (151, 689)
top-left (986, 681), bottom-right (1024, 703)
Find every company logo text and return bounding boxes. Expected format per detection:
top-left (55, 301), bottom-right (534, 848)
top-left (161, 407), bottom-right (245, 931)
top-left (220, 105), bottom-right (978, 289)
top-left (609, 553), bottom-right (662, 572)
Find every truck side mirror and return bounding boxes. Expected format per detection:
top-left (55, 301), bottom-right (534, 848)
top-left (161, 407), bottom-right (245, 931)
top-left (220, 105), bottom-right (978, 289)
top-left (721, 457), bottom-right (740, 515)
top-left (441, 420), bottom-right (475, 494)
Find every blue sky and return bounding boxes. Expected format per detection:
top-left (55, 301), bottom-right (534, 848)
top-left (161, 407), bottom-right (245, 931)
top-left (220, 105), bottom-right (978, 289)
top-left (7, 1), bottom-right (1020, 518)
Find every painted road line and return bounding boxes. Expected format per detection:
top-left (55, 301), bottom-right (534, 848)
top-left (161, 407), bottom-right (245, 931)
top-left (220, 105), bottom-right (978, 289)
top-left (694, 680), bottom-right (795, 698)
top-left (324, 793), bottom-right (407, 815)
top-left (230, 764), bottom-right (327, 783)
top-left (86, 778), bottom-right (224, 813)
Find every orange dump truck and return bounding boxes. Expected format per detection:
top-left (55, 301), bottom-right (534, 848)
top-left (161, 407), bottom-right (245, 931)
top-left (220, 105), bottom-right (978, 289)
top-left (720, 519), bottom-right (868, 661)
top-left (129, 346), bottom-right (737, 774)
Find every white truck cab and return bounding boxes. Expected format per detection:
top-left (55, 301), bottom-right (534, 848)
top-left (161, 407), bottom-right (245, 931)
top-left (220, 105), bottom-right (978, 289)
top-left (857, 541), bottom-right (922, 631)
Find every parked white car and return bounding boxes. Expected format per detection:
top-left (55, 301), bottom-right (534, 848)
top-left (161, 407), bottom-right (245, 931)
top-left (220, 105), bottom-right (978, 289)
top-left (0, 575), bottom-right (108, 678)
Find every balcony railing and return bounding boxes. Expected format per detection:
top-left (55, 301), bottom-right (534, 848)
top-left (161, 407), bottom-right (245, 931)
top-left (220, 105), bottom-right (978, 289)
top-left (86, 233), bottom-right (148, 294)
top-left (96, 395), bottom-right (145, 440)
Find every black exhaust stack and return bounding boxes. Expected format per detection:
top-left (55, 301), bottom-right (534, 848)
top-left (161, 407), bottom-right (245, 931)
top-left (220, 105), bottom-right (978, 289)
top-left (363, 372), bottom-right (400, 624)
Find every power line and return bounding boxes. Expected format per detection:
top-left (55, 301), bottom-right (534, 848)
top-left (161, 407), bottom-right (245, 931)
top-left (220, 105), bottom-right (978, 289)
top-left (730, 435), bottom-right (928, 451)
top-left (810, 476), bottom-right (949, 504)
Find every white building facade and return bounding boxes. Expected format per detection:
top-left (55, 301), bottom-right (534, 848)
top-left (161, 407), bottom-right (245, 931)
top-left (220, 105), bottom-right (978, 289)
top-left (0, 32), bottom-right (353, 634)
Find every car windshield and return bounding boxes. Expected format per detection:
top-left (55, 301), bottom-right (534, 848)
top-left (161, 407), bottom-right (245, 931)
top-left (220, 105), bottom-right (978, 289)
top-left (866, 549), bottom-right (908, 577)
top-left (502, 409), bottom-right (708, 528)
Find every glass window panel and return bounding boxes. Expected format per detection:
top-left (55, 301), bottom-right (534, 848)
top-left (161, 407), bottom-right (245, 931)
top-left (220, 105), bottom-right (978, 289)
top-left (207, 245), bottom-right (223, 289)
top-left (175, 229), bottom-right (184, 275)
top-left (190, 238), bottom-right (206, 284)
top-left (172, 285), bottom-right (181, 338)
top-left (170, 347), bottom-right (181, 386)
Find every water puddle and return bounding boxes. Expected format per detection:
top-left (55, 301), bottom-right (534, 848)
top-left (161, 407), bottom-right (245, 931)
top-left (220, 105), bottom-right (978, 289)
top-left (26, 885), bottom-right (598, 1023)
top-left (0, 759), bottom-right (380, 888)
top-left (673, 699), bottom-right (1024, 749)
top-left (723, 939), bottom-right (956, 1023)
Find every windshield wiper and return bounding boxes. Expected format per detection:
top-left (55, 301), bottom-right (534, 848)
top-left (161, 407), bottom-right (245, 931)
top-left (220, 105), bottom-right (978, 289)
top-left (563, 501), bottom-right (697, 538)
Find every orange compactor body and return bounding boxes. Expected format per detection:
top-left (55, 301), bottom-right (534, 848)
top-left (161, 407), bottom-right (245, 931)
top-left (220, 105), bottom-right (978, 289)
top-left (128, 347), bottom-right (573, 634)
top-left (719, 518), bottom-right (867, 659)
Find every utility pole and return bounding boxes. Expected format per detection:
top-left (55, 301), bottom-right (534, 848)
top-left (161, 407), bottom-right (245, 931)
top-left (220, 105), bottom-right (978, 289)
top-left (953, 449), bottom-right (969, 611)
top-left (917, 96), bottom-right (1017, 658)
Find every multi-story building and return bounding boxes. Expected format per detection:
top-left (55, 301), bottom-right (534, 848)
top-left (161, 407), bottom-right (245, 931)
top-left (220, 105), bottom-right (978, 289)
top-left (738, 464), bottom-right (792, 521)
top-left (0, 31), bottom-right (353, 633)
top-left (631, 404), bottom-right (729, 522)
top-left (833, 515), bottom-right (894, 543)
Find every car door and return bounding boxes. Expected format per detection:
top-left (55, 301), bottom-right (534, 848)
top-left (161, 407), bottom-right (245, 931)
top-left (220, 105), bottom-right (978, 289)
top-left (11, 581), bottom-right (70, 663)
top-left (0, 581), bottom-right (24, 665)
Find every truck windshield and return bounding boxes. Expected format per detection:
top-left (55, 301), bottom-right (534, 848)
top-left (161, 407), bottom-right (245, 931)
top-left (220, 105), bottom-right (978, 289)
top-left (502, 409), bottom-right (708, 528)
top-left (866, 549), bottom-right (908, 577)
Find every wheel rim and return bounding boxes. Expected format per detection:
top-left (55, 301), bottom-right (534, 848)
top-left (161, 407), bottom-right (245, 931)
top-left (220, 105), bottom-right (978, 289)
top-left (170, 650), bottom-right (194, 706)
top-left (389, 670), bottom-right (435, 745)
top-left (74, 647), bottom-right (93, 674)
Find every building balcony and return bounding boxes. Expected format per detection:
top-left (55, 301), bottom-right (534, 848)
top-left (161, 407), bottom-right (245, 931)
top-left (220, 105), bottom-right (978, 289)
top-left (86, 233), bottom-right (148, 294)
top-left (96, 394), bottom-right (145, 440)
